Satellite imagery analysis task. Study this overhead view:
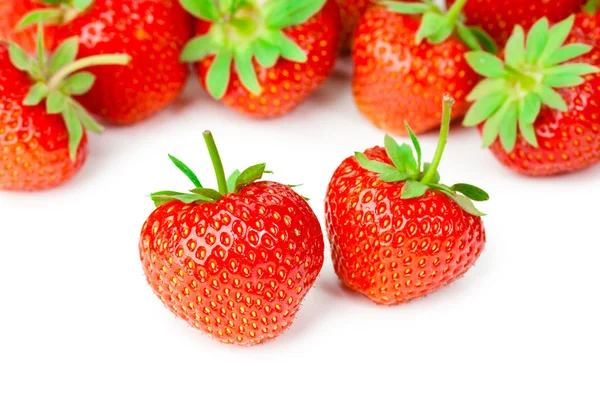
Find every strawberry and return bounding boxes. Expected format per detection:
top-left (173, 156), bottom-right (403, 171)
top-left (179, 0), bottom-right (341, 118)
top-left (352, 0), bottom-right (495, 136)
top-left (335, 0), bottom-right (370, 51)
top-left (139, 131), bottom-right (324, 345)
top-left (447, 0), bottom-right (585, 46)
top-left (325, 95), bottom-right (488, 305)
top-left (0, 28), bottom-right (129, 191)
top-left (18, 0), bottom-right (193, 125)
top-left (0, 0), bottom-right (56, 53)
top-left (463, 14), bottom-right (600, 176)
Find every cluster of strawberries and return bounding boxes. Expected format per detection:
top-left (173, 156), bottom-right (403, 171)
top-left (1, 0), bottom-right (599, 346)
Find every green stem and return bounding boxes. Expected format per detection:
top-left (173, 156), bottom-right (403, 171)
top-left (47, 54), bottom-right (131, 90)
top-left (421, 94), bottom-right (454, 185)
top-left (583, 0), bottom-right (599, 13)
top-left (446, 0), bottom-right (468, 21)
top-left (203, 131), bottom-right (228, 194)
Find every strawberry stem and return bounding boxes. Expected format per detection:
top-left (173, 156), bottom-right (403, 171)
top-left (446, 0), bottom-right (468, 22)
top-left (421, 94), bottom-right (454, 185)
top-left (203, 131), bottom-right (228, 194)
top-left (47, 54), bottom-right (131, 90)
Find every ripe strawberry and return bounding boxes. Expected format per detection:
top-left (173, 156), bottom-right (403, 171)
top-left (139, 131), bottom-right (324, 345)
top-left (0, 0), bottom-right (56, 53)
top-left (0, 29), bottom-right (129, 191)
top-left (335, 0), bottom-right (370, 51)
top-left (180, 0), bottom-right (341, 118)
top-left (325, 95), bottom-right (488, 305)
top-left (352, 0), bottom-right (495, 135)
top-left (18, 0), bottom-right (193, 125)
top-left (447, 0), bottom-right (585, 46)
top-left (463, 14), bottom-right (600, 176)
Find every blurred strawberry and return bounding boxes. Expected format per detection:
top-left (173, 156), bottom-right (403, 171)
top-left (0, 0), bottom-right (56, 53)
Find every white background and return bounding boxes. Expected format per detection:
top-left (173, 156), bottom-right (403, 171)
top-left (1, 59), bottom-right (599, 399)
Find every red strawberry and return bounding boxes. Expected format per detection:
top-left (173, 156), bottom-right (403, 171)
top-left (0, 31), bottom-right (129, 190)
top-left (325, 95), bottom-right (488, 305)
top-left (180, 0), bottom-right (341, 118)
top-left (335, 0), bottom-right (370, 51)
top-left (463, 14), bottom-right (600, 176)
top-left (19, 0), bottom-right (193, 125)
top-left (447, 0), bottom-right (585, 46)
top-left (139, 131), bottom-right (324, 345)
top-left (0, 0), bottom-right (56, 53)
top-left (352, 0), bottom-right (494, 135)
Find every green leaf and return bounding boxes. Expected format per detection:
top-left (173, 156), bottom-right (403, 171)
top-left (17, 9), bottom-right (62, 30)
top-left (9, 43), bottom-right (31, 72)
top-left (451, 183), bottom-right (489, 201)
top-left (422, 163), bottom-right (441, 184)
top-left (265, 0), bottom-right (326, 29)
top-left (465, 52), bottom-right (506, 78)
top-left (46, 91), bottom-right (68, 114)
top-left (23, 83), bottom-right (49, 106)
top-left (150, 191), bottom-right (213, 207)
top-left (35, 21), bottom-right (45, 68)
top-left (62, 105), bottom-right (84, 161)
top-left (381, 1), bottom-right (432, 14)
top-left (235, 163), bottom-right (266, 190)
top-left (543, 74), bottom-right (584, 87)
top-left (504, 25), bottom-right (525, 67)
top-left (481, 103), bottom-right (509, 148)
top-left (467, 78), bottom-right (505, 101)
top-left (536, 85), bottom-right (568, 111)
top-left (49, 36), bottom-right (79, 76)
top-left (179, 0), bottom-right (220, 21)
top-left (72, 0), bottom-right (93, 10)
top-left (470, 27), bottom-right (498, 54)
top-left (206, 49), bottom-right (233, 99)
top-left (277, 33), bottom-right (307, 62)
top-left (168, 155), bottom-right (202, 188)
top-left (525, 17), bottom-right (549, 63)
top-left (429, 183), bottom-right (454, 196)
top-left (519, 122), bottom-right (538, 147)
top-left (397, 144), bottom-right (418, 176)
top-left (254, 40), bottom-right (279, 68)
top-left (190, 188), bottom-right (224, 200)
top-left (61, 72), bottom-right (96, 95)
top-left (463, 92), bottom-right (508, 126)
top-left (456, 23), bottom-right (482, 51)
top-left (539, 15), bottom-right (574, 63)
top-left (234, 48), bottom-right (261, 95)
top-left (72, 101), bottom-right (103, 134)
top-left (227, 169), bottom-right (241, 192)
top-left (498, 101), bottom-right (518, 153)
top-left (401, 180), bottom-right (429, 199)
top-left (379, 170), bottom-right (410, 183)
top-left (180, 34), bottom-right (219, 62)
top-left (406, 123), bottom-right (422, 170)
top-left (446, 193), bottom-right (486, 217)
top-left (354, 152), bottom-right (400, 176)
top-left (544, 44), bottom-right (592, 66)
top-left (428, 21), bottom-right (454, 44)
top-left (545, 63), bottom-right (600, 77)
top-left (384, 135), bottom-right (407, 171)
top-left (519, 92), bottom-right (541, 124)
top-left (416, 12), bottom-right (445, 44)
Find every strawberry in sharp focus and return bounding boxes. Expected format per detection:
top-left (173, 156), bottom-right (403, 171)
top-left (325, 95), bottom-right (488, 305)
top-left (447, 0), bottom-right (585, 47)
top-left (0, 0), bottom-right (56, 54)
top-left (352, 0), bottom-right (496, 136)
top-left (180, 0), bottom-right (341, 118)
top-left (19, 0), bottom-right (193, 125)
top-left (0, 28), bottom-right (130, 191)
top-left (139, 131), bottom-right (325, 345)
top-left (464, 14), bottom-right (600, 176)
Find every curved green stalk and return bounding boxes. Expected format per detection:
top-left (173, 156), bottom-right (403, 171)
top-left (446, 0), bottom-right (468, 22)
top-left (47, 54), bottom-right (131, 90)
top-left (421, 95), bottom-right (454, 185)
top-left (203, 130), bottom-right (228, 194)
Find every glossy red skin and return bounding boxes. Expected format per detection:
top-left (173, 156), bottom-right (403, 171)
top-left (483, 12), bottom-right (600, 176)
top-left (325, 147), bottom-right (486, 305)
top-left (352, 7), bottom-right (479, 135)
top-left (448, 0), bottom-right (585, 46)
top-left (0, 0), bottom-right (56, 54)
top-left (53, 0), bottom-right (193, 125)
top-left (0, 44), bottom-right (87, 191)
top-left (194, 0), bottom-right (341, 118)
top-left (139, 182), bottom-right (325, 346)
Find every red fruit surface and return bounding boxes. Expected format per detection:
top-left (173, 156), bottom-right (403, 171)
top-left (54, 0), bottom-right (192, 125)
top-left (194, 0), bottom-right (341, 118)
top-left (0, 0), bottom-right (56, 53)
top-left (352, 7), bottom-right (479, 135)
top-left (325, 147), bottom-right (486, 305)
top-left (335, 0), bottom-right (371, 51)
top-left (447, 0), bottom-right (585, 46)
top-left (0, 44), bottom-right (87, 191)
top-left (139, 182), bottom-right (325, 346)
top-left (484, 12), bottom-right (600, 176)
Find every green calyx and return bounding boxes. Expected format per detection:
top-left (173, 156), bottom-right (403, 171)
top-left (354, 95), bottom-right (489, 217)
top-left (150, 130), bottom-right (271, 207)
top-left (17, 0), bottom-right (93, 29)
top-left (379, 0), bottom-right (497, 53)
top-left (583, 0), bottom-right (599, 14)
top-left (464, 16), bottom-right (600, 152)
top-left (179, 0), bottom-right (326, 98)
top-left (8, 25), bottom-right (130, 160)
